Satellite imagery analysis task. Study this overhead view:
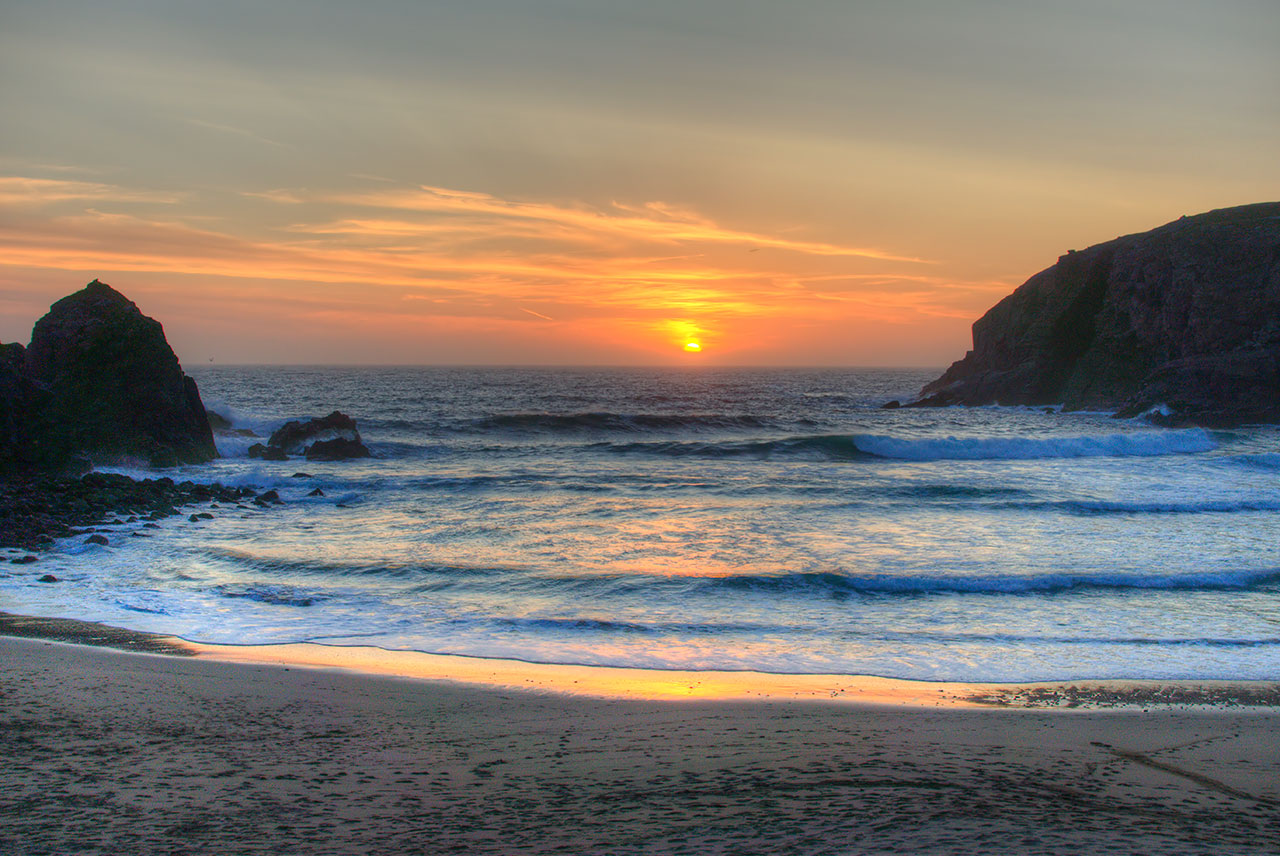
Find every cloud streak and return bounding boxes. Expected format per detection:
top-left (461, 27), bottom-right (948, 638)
top-left (0, 174), bottom-right (997, 360)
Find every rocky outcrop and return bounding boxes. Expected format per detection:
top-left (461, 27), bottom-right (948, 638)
top-left (268, 411), bottom-right (362, 453)
top-left (0, 472), bottom-right (260, 550)
top-left (916, 203), bottom-right (1280, 424)
top-left (0, 342), bottom-right (40, 470)
top-left (251, 411), bottom-right (371, 460)
top-left (1, 280), bottom-right (217, 471)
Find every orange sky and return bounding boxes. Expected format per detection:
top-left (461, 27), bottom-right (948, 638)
top-left (2, 1), bottom-right (1276, 365)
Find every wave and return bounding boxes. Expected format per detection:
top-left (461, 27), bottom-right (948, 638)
top-left (200, 547), bottom-right (513, 581)
top-left (849, 429), bottom-right (1216, 461)
top-left (476, 618), bottom-right (1280, 649)
top-left (594, 429), bottom-right (1216, 462)
top-left (599, 435), bottom-right (874, 460)
top-left (480, 616), bottom-right (792, 635)
top-left (469, 411), bottom-right (794, 434)
top-left (1048, 498), bottom-right (1280, 515)
top-left (708, 568), bottom-right (1280, 597)
top-left (213, 583), bottom-right (327, 607)
top-left (1225, 453), bottom-right (1280, 471)
top-left (198, 548), bottom-right (1280, 599)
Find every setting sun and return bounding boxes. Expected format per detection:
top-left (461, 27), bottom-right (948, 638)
top-left (684, 341), bottom-right (702, 353)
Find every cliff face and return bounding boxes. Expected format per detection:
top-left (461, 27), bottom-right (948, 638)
top-left (918, 203), bottom-right (1280, 424)
top-left (2, 280), bottom-right (217, 472)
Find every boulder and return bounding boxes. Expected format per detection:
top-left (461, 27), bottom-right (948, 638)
top-left (916, 203), bottom-right (1280, 424)
top-left (254, 411), bottom-right (372, 460)
top-left (248, 443), bottom-right (288, 461)
top-left (268, 411), bottom-right (362, 454)
top-left (15, 280), bottom-right (218, 467)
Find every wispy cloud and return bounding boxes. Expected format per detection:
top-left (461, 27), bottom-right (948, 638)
top-left (0, 175), bottom-right (993, 358)
top-left (184, 119), bottom-right (291, 149)
top-left (332, 185), bottom-right (933, 263)
top-left (0, 177), bottom-right (181, 205)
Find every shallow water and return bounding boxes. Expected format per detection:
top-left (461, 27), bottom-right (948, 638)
top-left (4, 366), bottom-right (1278, 681)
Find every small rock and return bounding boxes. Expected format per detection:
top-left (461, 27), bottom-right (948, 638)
top-left (38, 574), bottom-right (59, 583)
top-left (189, 514), bottom-right (201, 522)
top-left (258, 490), bottom-right (281, 504)
top-left (881, 400), bottom-right (901, 409)
top-left (291, 472), bottom-right (314, 479)
top-left (131, 531), bottom-right (150, 538)
top-left (196, 512), bottom-right (214, 520)
top-left (307, 487), bottom-right (325, 497)
top-left (11, 555), bottom-right (38, 564)
top-left (143, 522), bottom-right (161, 529)
top-left (86, 534), bottom-right (109, 546)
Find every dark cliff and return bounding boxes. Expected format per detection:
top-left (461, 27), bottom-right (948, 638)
top-left (917, 203), bottom-right (1280, 424)
top-left (2, 280), bottom-right (217, 472)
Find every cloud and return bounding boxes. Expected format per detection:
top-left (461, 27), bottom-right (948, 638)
top-left (0, 177), bottom-right (181, 205)
top-left (334, 184), bottom-right (933, 263)
top-left (184, 119), bottom-right (291, 149)
top-left (0, 175), bottom-right (991, 356)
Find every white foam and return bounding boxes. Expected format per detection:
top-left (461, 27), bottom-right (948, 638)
top-left (851, 429), bottom-right (1216, 461)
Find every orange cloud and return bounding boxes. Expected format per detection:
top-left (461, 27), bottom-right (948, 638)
top-left (0, 174), bottom-right (999, 363)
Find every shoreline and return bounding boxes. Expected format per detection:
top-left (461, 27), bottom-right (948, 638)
top-left (3, 632), bottom-right (1278, 854)
top-left (4, 610), bottom-right (1278, 709)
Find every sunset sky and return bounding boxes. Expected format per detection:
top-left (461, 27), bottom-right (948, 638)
top-left (2, 0), bottom-right (1277, 366)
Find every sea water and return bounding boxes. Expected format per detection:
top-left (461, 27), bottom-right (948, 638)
top-left (4, 366), bottom-right (1278, 682)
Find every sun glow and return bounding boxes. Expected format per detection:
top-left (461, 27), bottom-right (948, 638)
top-left (683, 341), bottom-right (702, 353)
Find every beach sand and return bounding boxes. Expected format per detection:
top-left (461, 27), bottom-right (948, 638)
top-left (1, 624), bottom-right (1278, 854)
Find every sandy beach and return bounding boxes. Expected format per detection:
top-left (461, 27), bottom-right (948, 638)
top-left (2, 623), bottom-right (1278, 855)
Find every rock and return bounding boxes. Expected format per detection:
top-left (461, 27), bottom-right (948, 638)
top-left (268, 411), bottom-right (369, 458)
top-left (85, 534), bottom-right (109, 545)
top-left (0, 342), bottom-right (41, 473)
top-left (37, 574), bottom-right (58, 582)
top-left (188, 513), bottom-right (201, 522)
top-left (248, 443), bottom-right (288, 461)
top-left (305, 437), bottom-right (371, 461)
top-left (880, 400), bottom-right (901, 410)
top-left (209, 410), bottom-right (257, 437)
top-left (11, 280), bottom-right (218, 468)
top-left (0, 471), bottom-right (276, 550)
top-left (258, 490), bottom-right (281, 504)
top-left (916, 203), bottom-right (1280, 424)
top-left (12, 555), bottom-right (38, 564)
top-left (291, 472), bottom-right (314, 478)
top-left (307, 487), bottom-right (325, 497)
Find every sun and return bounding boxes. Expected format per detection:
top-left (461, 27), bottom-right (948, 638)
top-left (683, 341), bottom-right (702, 353)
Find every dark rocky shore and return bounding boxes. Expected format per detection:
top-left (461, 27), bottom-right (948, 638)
top-left (914, 202), bottom-right (1280, 425)
top-left (0, 472), bottom-right (281, 554)
top-left (0, 281), bottom-right (262, 555)
top-left (0, 279), bottom-right (375, 557)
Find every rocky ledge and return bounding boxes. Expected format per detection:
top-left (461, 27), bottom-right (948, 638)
top-left (914, 203), bottom-right (1280, 425)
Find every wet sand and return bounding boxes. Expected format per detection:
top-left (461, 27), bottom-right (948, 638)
top-left (1, 621), bottom-right (1278, 854)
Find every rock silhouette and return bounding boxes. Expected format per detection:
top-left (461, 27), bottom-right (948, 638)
top-left (1, 280), bottom-right (217, 471)
top-left (917, 203), bottom-right (1280, 425)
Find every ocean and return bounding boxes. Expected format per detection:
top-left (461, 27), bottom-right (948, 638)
top-left (5, 366), bottom-right (1279, 682)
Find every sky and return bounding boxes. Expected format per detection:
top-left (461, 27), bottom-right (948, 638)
top-left (1, 0), bottom-right (1277, 366)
